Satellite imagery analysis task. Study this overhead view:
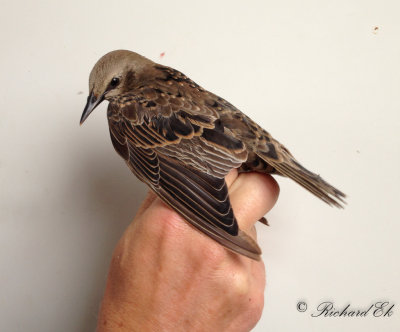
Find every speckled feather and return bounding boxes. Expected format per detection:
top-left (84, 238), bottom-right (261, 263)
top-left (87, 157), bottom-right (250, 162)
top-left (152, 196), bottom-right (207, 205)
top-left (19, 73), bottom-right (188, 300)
top-left (83, 50), bottom-right (346, 260)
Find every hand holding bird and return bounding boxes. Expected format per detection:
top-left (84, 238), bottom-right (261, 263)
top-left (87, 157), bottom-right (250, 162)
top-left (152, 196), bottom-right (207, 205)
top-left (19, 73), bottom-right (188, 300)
top-left (97, 169), bottom-right (278, 331)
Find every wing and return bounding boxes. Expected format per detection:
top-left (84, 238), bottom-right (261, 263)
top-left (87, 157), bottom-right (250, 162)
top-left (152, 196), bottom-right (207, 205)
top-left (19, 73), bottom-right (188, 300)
top-left (107, 80), bottom-right (261, 260)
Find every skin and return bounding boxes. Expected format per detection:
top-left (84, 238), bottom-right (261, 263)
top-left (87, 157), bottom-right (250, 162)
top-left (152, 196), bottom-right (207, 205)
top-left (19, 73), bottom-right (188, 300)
top-left (97, 170), bottom-right (279, 331)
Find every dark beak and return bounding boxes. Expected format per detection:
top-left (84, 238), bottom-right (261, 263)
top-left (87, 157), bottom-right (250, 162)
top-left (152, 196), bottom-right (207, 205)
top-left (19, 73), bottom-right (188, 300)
top-left (80, 92), bottom-right (105, 125)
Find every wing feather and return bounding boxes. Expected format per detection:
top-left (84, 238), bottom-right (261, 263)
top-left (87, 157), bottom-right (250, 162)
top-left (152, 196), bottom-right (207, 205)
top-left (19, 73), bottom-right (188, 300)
top-left (107, 84), bottom-right (260, 259)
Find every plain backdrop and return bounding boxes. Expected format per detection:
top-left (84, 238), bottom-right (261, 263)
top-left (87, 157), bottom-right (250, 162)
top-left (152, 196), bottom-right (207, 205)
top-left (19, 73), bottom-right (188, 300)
top-left (1, 0), bottom-right (399, 331)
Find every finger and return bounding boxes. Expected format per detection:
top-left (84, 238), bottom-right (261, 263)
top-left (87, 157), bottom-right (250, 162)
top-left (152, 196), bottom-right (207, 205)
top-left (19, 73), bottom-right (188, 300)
top-left (225, 168), bottom-right (239, 188)
top-left (136, 190), bottom-right (158, 217)
top-left (229, 173), bottom-right (279, 232)
top-left (248, 225), bottom-right (257, 240)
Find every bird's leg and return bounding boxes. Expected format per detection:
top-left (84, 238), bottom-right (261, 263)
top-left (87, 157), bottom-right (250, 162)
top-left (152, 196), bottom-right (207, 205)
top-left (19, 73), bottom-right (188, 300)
top-left (258, 216), bottom-right (269, 226)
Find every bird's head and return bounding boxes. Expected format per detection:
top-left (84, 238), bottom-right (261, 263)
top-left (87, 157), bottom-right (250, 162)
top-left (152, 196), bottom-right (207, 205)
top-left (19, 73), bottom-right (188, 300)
top-left (80, 50), bottom-right (153, 125)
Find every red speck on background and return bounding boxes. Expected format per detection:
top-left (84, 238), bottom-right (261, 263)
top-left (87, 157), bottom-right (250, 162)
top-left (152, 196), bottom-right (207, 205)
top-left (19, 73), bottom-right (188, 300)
top-left (160, 52), bottom-right (165, 58)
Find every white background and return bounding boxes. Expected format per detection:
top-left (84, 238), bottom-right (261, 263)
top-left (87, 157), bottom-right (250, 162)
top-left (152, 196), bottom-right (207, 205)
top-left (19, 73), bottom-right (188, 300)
top-left (1, 0), bottom-right (399, 331)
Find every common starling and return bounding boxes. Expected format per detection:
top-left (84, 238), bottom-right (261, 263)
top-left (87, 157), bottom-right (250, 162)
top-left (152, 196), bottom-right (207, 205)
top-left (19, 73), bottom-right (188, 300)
top-left (80, 50), bottom-right (345, 260)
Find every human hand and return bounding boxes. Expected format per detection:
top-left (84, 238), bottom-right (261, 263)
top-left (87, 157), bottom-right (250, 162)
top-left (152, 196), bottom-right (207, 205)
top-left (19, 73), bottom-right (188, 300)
top-left (97, 169), bottom-right (279, 331)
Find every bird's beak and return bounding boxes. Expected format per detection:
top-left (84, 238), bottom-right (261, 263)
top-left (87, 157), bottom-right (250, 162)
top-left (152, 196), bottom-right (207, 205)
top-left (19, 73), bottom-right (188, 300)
top-left (80, 92), bottom-right (105, 125)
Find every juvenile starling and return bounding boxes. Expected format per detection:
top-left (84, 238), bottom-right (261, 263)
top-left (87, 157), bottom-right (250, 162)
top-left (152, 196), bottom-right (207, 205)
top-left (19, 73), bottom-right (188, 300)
top-left (80, 50), bottom-right (345, 260)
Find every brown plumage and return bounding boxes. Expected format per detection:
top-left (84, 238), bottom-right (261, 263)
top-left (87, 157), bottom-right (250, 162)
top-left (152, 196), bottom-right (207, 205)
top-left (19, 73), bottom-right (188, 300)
top-left (80, 50), bottom-right (345, 260)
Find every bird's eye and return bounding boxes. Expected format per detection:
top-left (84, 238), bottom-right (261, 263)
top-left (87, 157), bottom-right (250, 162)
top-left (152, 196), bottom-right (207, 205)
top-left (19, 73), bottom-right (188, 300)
top-left (110, 77), bottom-right (120, 88)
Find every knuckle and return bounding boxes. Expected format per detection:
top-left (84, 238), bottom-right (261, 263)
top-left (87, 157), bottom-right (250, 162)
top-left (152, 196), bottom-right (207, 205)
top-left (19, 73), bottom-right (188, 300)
top-left (146, 205), bottom-right (188, 239)
top-left (228, 269), bottom-right (251, 296)
top-left (200, 242), bottom-right (227, 264)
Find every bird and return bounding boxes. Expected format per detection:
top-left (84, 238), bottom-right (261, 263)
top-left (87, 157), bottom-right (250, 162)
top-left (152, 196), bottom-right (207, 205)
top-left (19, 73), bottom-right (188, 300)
top-left (80, 50), bottom-right (345, 260)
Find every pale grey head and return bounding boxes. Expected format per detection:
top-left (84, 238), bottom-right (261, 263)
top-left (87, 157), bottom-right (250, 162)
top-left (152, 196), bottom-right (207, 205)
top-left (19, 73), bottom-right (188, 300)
top-left (80, 50), bottom-right (153, 124)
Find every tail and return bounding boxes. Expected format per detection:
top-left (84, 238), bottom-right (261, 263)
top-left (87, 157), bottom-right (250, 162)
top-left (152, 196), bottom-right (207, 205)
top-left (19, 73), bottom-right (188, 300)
top-left (239, 150), bottom-right (346, 208)
top-left (263, 152), bottom-right (346, 208)
top-left (270, 159), bottom-right (346, 208)
top-left (218, 107), bottom-right (346, 207)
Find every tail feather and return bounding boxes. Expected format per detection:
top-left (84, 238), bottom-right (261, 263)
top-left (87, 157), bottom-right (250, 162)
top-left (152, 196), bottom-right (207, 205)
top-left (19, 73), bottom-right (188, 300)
top-left (264, 156), bottom-right (346, 208)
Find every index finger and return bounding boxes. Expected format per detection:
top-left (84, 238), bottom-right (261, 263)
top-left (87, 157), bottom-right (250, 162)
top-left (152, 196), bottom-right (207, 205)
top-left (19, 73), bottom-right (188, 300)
top-left (228, 172), bottom-right (279, 233)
